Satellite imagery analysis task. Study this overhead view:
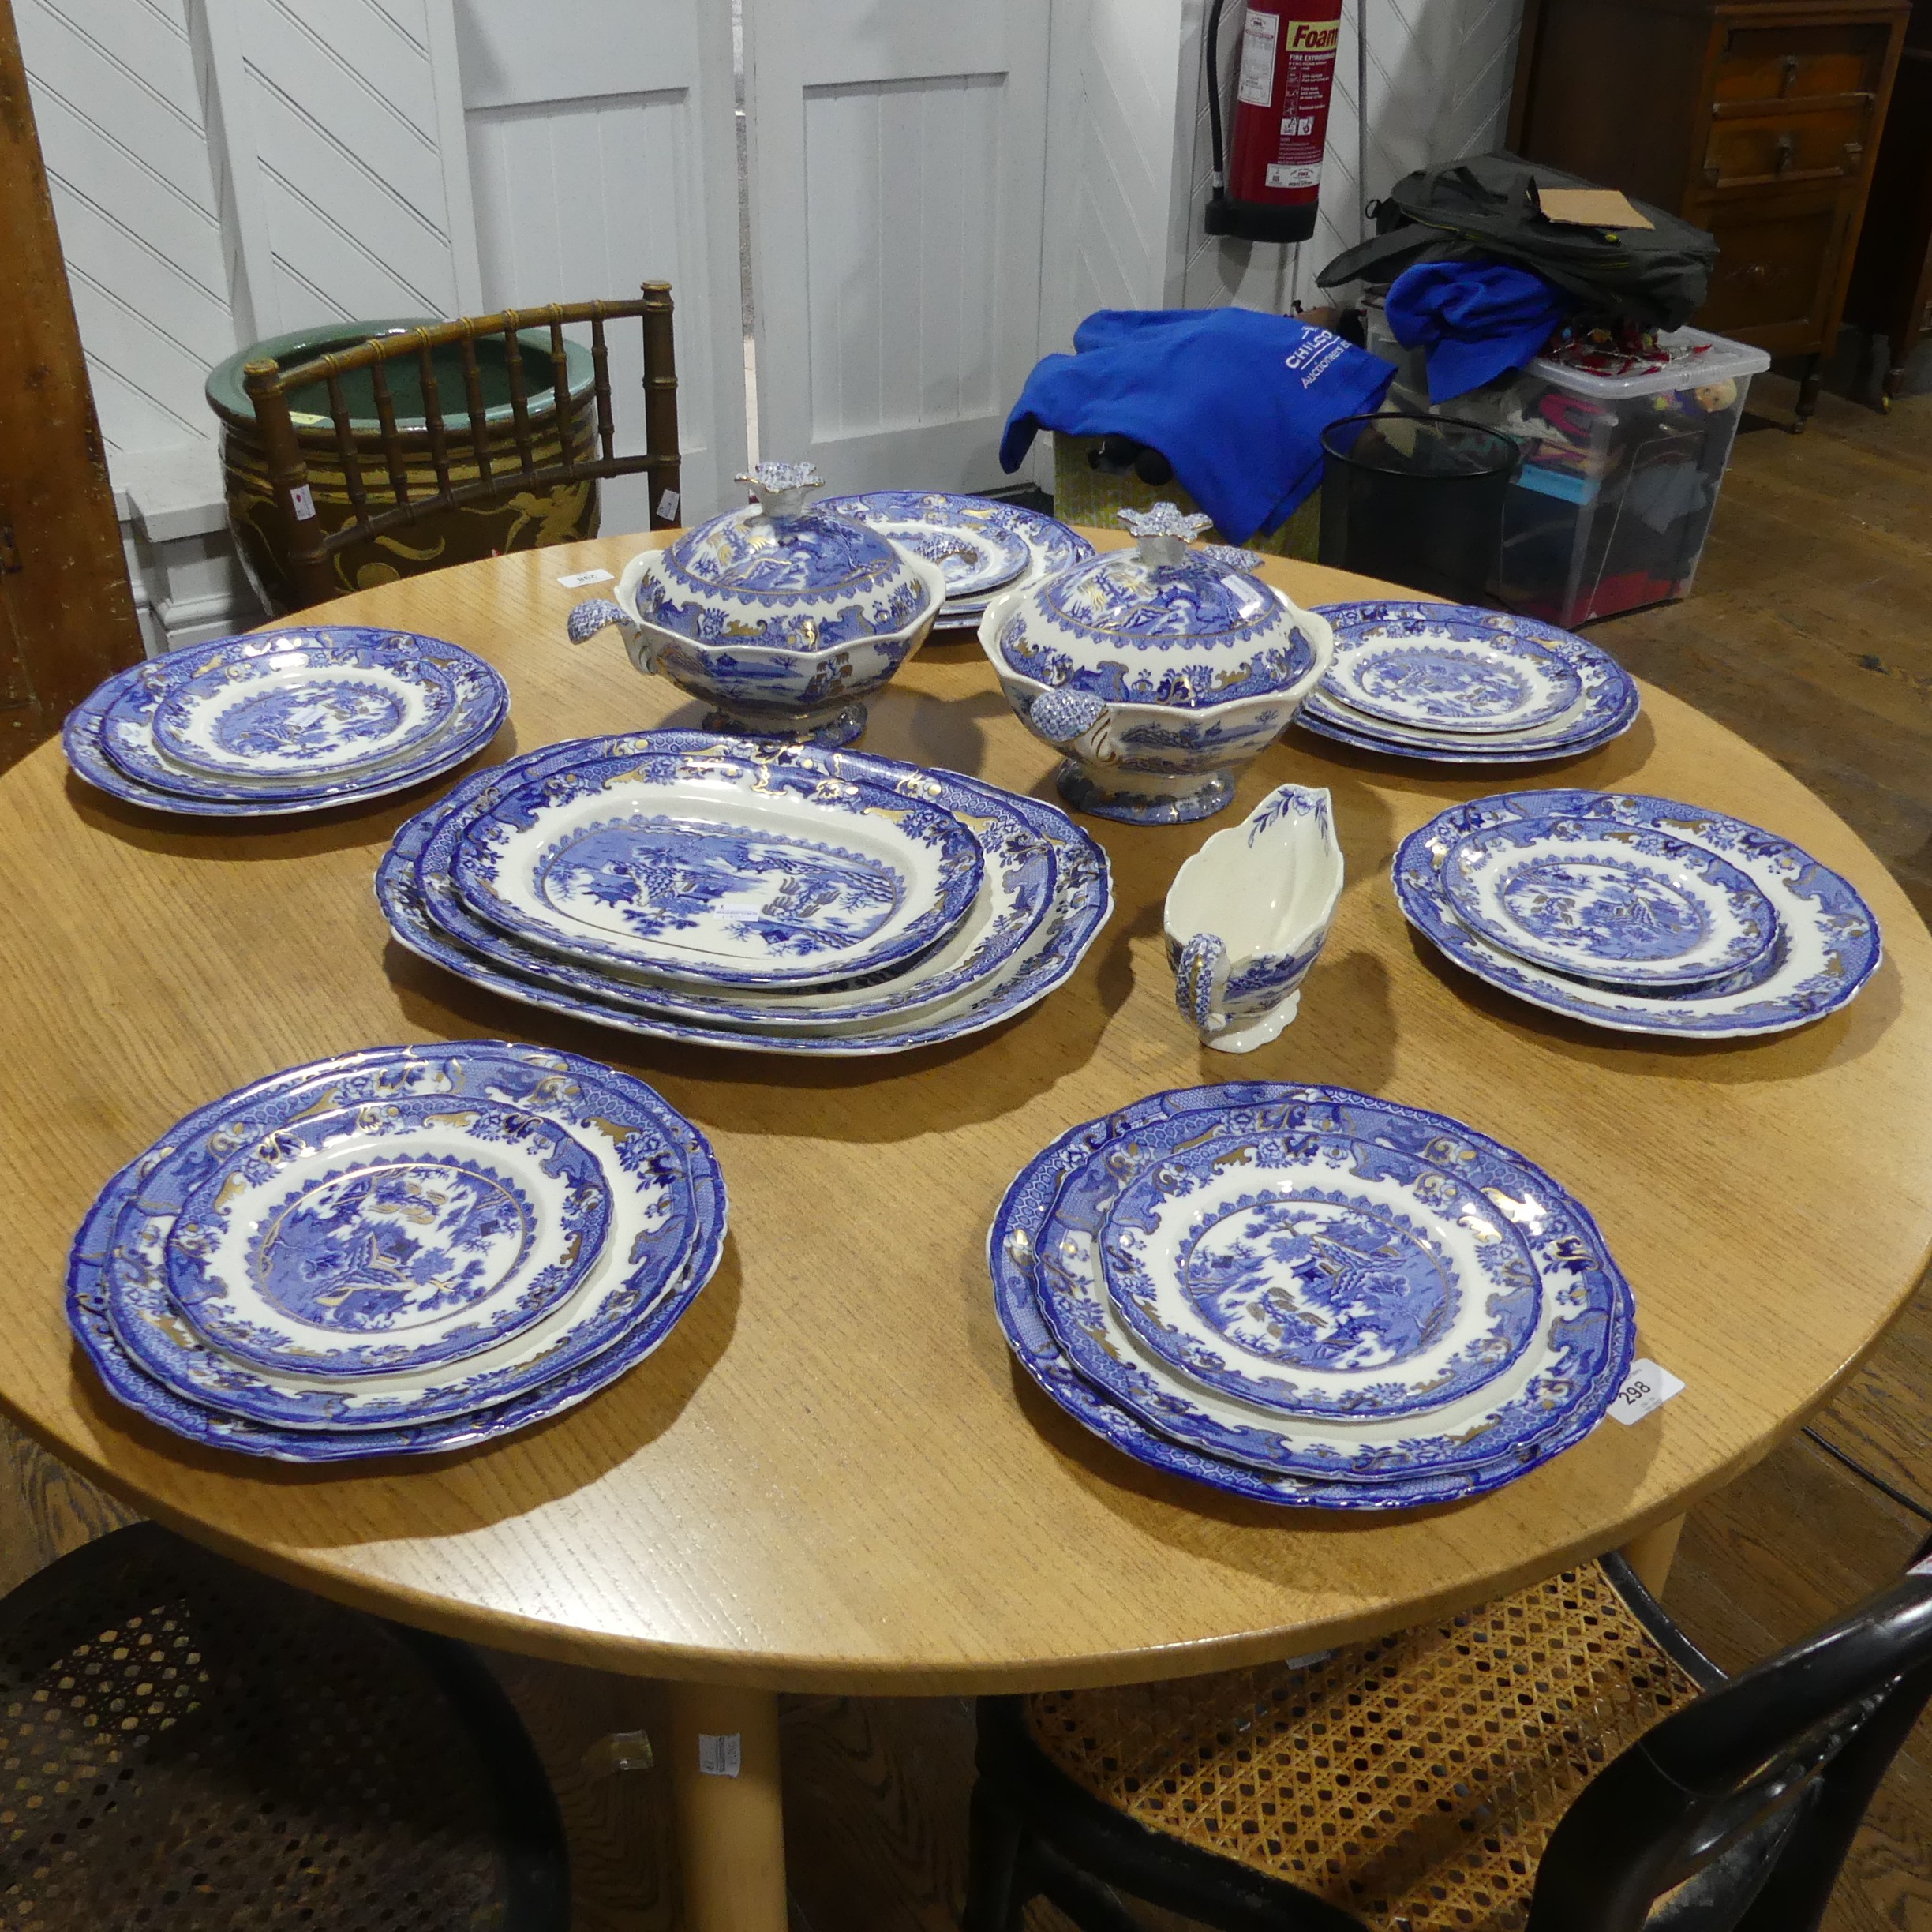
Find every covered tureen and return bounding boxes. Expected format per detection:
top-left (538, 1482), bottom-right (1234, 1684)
top-left (568, 460), bottom-right (945, 745)
top-left (978, 504), bottom-right (1334, 822)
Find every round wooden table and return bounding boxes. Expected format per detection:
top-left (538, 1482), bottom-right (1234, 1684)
top-left (2, 535), bottom-right (1929, 1932)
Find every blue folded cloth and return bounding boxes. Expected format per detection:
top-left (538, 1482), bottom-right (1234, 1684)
top-left (998, 308), bottom-right (1395, 543)
top-left (1384, 260), bottom-right (1570, 403)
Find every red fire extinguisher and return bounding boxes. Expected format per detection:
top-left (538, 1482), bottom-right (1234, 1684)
top-left (1204, 0), bottom-right (1345, 244)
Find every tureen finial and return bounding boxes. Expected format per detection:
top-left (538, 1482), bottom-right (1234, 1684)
top-left (1118, 504), bottom-right (1214, 542)
top-left (736, 460), bottom-right (823, 519)
top-left (1118, 504), bottom-right (1214, 564)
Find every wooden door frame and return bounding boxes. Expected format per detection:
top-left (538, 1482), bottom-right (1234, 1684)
top-left (0, 0), bottom-right (142, 768)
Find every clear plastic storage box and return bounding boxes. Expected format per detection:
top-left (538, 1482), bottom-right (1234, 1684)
top-left (1362, 303), bottom-right (1770, 627)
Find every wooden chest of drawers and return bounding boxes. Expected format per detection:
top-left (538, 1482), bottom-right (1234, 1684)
top-left (1508, 0), bottom-right (1908, 427)
top-left (1844, 6), bottom-right (1932, 407)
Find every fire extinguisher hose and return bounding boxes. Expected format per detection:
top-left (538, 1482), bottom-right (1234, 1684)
top-left (1204, 0), bottom-right (1230, 194)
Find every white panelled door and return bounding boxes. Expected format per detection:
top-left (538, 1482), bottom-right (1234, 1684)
top-left (743, 0), bottom-right (1050, 494)
top-left (451, 0), bottom-right (748, 529)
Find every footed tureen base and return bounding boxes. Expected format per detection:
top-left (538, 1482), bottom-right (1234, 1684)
top-left (1205, 990), bottom-right (1301, 1054)
top-left (1056, 761), bottom-right (1235, 826)
top-left (702, 701), bottom-right (868, 749)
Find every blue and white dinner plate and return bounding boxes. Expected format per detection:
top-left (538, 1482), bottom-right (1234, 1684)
top-left (1320, 607), bottom-right (1584, 733)
top-left (376, 752), bottom-right (1113, 1058)
top-left (1439, 816), bottom-right (1781, 988)
top-left (414, 736), bottom-right (1059, 1032)
top-left (450, 739), bottom-right (983, 990)
top-left (144, 631), bottom-right (465, 781)
top-left (818, 494), bottom-right (1098, 627)
top-left (66, 1043), bottom-right (727, 1456)
top-left (1097, 1123), bottom-right (1544, 1421)
top-left (1394, 790), bottom-right (1882, 1038)
top-left (66, 630), bottom-right (507, 815)
top-left (163, 1094), bottom-right (612, 1379)
top-left (1297, 603), bottom-right (1638, 764)
top-left (990, 1085), bottom-right (1633, 1508)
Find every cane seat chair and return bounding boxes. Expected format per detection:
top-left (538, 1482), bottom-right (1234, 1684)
top-left (0, 1523), bottom-right (568, 1930)
top-left (241, 284), bottom-right (681, 611)
top-left (966, 1543), bottom-right (1932, 1932)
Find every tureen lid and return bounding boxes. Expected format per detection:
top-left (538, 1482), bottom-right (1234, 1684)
top-left (631, 461), bottom-right (930, 650)
top-left (988, 505), bottom-right (1318, 709)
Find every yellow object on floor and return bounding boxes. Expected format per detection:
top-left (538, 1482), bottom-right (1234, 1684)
top-left (1050, 433), bottom-right (1319, 560)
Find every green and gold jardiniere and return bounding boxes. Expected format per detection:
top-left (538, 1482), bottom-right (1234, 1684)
top-left (208, 320), bottom-right (601, 609)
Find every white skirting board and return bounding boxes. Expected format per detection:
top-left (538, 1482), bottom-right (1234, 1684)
top-left (110, 446), bottom-right (264, 658)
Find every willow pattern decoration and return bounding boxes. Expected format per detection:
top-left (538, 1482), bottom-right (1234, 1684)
top-left (242, 285), bottom-right (683, 611)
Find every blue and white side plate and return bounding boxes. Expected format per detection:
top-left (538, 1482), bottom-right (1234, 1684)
top-left (1320, 606), bottom-right (1584, 733)
top-left (818, 493), bottom-right (1095, 627)
top-left (163, 1095), bottom-right (612, 1378)
top-left (1097, 1125), bottom-right (1543, 1421)
top-left (66, 631), bottom-right (507, 816)
top-left (450, 739), bottom-right (983, 989)
top-left (815, 491), bottom-right (1032, 601)
top-left (990, 1084), bottom-right (1633, 1508)
top-left (377, 754), bottom-right (1113, 1058)
top-left (414, 738), bottom-right (1058, 1032)
top-left (1395, 790), bottom-right (1882, 1038)
top-left (1439, 816), bottom-right (1780, 988)
top-left (67, 1043), bottom-right (726, 1455)
top-left (1296, 604), bottom-right (1638, 764)
top-left (147, 632), bottom-right (463, 780)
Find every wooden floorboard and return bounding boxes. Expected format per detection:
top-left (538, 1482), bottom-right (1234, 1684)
top-left (3, 373), bottom-right (1930, 1930)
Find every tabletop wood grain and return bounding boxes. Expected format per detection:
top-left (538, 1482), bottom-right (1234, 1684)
top-left (1, 534), bottom-right (1927, 1694)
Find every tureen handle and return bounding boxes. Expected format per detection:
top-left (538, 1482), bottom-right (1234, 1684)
top-left (567, 597), bottom-right (627, 642)
top-left (1026, 686), bottom-right (1114, 762)
top-left (1174, 933), bottom-right (1230, 1042)
top-left (567, 597), bottom-right (663, 676)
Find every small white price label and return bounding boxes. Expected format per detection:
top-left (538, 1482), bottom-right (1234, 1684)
top-left (1605, 1358), bottom-right (1686, 1426)
top-left (556, 567), bottom-right (614, 589)
top-left (697, 1732), bottom-right (741, 1777)
top-left (656, 488), bottom-right (681, 522)
top-left (288, 483), bottom-right (316, 522)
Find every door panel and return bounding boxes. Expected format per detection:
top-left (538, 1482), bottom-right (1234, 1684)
top-left (452, 0), bottom-right (747, 527)
top-left (745, 0), bottom-right (1049, 494)
top-left (1694, 190), bottom-right (1850, 348)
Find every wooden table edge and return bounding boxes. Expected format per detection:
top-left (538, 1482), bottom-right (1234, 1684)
top-left (0, 1347), bottom-right (1900, 1695)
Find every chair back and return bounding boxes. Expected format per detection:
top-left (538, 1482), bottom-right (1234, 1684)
top-left (1530, 1537), bottom-right (1932, 1932)
top-left (242, 284), bottom-right (680, 608)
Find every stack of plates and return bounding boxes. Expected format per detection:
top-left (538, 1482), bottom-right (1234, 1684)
top-left (990, 1083), bottom-right (1634, 1511)
top-left (66, 1042), bottom-right (726, 1462)
top-left (816, 492), bottom-right (1094, 633)
top-left (1295, 601), bottom-right (1638, 763)
top-left (63, 627), bottom-right (508, 816)
top-left (1395, 788), bottom-right (1882, 1039)
top-left (376, 731), bottom-right (1114, 1057)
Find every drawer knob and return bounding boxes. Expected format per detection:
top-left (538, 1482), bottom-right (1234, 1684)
top-left (1774, 132), bottom-right (1796, 173)
top-left (1782, 52), bottom-right (1800, 91)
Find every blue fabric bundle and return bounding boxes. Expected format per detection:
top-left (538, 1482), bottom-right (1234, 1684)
top-left (998, 307), bottom-right (1395, 544)
top-left (1384, 260), bottom-right (1571, 403)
